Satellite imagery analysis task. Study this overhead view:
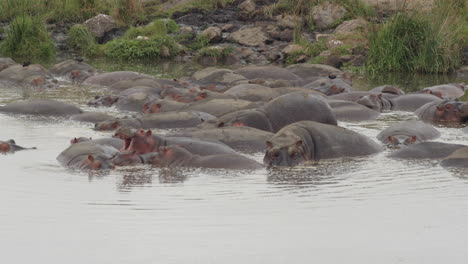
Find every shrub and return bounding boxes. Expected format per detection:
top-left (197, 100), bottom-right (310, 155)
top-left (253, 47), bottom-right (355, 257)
top-left (366, 0), bottom-right (466, 74)
top-left (124, 19), bottom-right (180, 39)
top-left (104, 35), bottom-right (180, 59)
top-left (67, 24), bottom-right (98, 56)
top-left (0, 15), bottom-right (55, 62)
top-left (189, 34), bottom-right (210, 51)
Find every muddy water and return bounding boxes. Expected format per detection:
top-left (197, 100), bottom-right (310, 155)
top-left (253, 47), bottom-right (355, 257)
top-left (1, 64), bottom-right (468, 264)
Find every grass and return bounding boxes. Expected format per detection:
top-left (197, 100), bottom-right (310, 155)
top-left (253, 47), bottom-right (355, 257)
top-left (366, 0), bottom-right (467, 74)
top-left (150, 0), bottom-right (233, 19)
top-left (67, 24), bottom-right (98, 56)
top-left (124, 18), bottom-right (179, 39)
top-left (104, 35), bottom-right (180, 59)
top-left (0, 15), bottom-right (55, 62)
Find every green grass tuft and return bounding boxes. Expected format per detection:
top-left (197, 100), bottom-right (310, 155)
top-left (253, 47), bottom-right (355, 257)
top-left (0, 15), bottom-right (55, 62)
top-left (104, 35), bottom-right (180, 59)
top-left (67, 24), bottom-right (98, 56)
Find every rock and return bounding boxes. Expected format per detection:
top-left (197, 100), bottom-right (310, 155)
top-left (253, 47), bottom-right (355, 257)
top-left (275, 15), bottom-right (302, 29)
top-left (0, 57), bottom-right (17, 72)
top-left (221, 24), bottom-right (237, 32)
top-left (311, 1), bottom-right (347, 30)
top-left (315, 33), bottom-right (334, 42)
top-left (457, 66), bottom-right (468, 79)
top-left (334, 18), bottom-right (368, 35)
top-left (84, 14), bottom-right (118, 42)
top-left (282, 44), bottom-right (304, 55)
top-left (229, 27), bottom-right (269, 47)
top-left (238, 0), bottom-right (256, 13)
top-left (179, 26), bottom-right (193, 34)
top-left (200, 27), bottom-right (222, 43)
top-left (286, 63), bottom-right (343, 85)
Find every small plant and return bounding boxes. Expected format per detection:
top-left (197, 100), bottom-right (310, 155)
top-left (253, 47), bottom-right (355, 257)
top-left (189, 34), bottom-right (210, 51)
top-left (67, 25), bottom-right (98, 56)
top-left (0, 15), bottom-right (55, 62)
top-left (124, 19), bottom-right (180, 39)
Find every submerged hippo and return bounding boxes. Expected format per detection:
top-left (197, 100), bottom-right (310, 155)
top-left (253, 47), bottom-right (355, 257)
top-left (419, 83), bottom-right (466, 100)
top-left (145, 145), bottom-right (263, 170)
top-left (84, 71), bottom-right (153, 86)
top-left (264, 121), bottom-right (383, 166)
top-left (69, 112), bottom-right (115, 123)
top-left (0, 139), bottom-right (36, 153)
top-left (0, 99), bottom-right (83, 116)
top-left (234, 65), bottom-right (302, 85)
top-left (223, 84), bottom-right (280, 102)
top-left (441, 147), bottom-right (468, 168)
top-left (357, 93), bottom-right (442, 112)
top-left (388, 142), bottom-right (466, 159)
top-left (328, 100), bottom-right (380, 122)
top-left (0, 64), bottom-right (57, 88)
top-left (303, 77), bottom-right (353, 95)
top-left (376, 120), bottom-right (440, 147)
top-left (196, 92), bottom-right (337, 132)
top-left (369, 85), bottom-right (405, 95)
top-left (416, 100), bottom-right (468, 125)
top-left (56, 138), bottom-right (122, 170)
top-left (94, 111), bottom-right (216, 131)
top-left (49, 59), bottom-right (96, 83)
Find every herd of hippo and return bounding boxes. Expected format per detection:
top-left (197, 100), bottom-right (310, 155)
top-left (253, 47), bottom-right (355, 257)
top-left (0, 57), bottom-right (467, 170)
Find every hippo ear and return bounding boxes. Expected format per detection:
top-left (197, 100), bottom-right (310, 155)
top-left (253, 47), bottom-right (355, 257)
top-left (71, 138), bottom-right (78, 144)
top-left (217, 122), bottom-right (225, 128)
top-left (87, 155), bottom-right (95, 162)
top-left (198, 92), bottom-right (207, 98)
top-left (296, 140), bottom-right (303, 147)
top-left (266, 141), bottom-right (273, 149)
top-left (143, 103), bottom-right (149, 110)
top-left (445, 103), bottom-right (453, 110)
top-left (146, 130), bottom-right (152, 136)
top-left (378, 93), bottom-right (383, 99)
top-left (409, 136), bottom-right (417, 144)
top-left (388, 136), bottom-right (396, 143)
top-left (436, 105), bottom-right (444, 112)
top-left (111, 121), bottom-right (120, 129)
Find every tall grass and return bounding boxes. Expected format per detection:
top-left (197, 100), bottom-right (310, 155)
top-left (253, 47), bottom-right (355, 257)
top-left (366, 0), bottom-right (466, 74)
top-left (0, 15), bottom-right (55, 62)
top-left (67, 24), bottom-right (98, 56)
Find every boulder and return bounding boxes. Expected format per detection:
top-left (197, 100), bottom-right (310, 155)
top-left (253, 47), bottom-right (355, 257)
top-left (334, 18), bottom-right (368, 35)
top-left (0, 57), bottom-right (17, 72)
top-left (238, 0), bottom-right (256, 13)
top-left (84, 14), bottom-right (118, 42)
top-left (311, 1), bottom-right (347, 30)
top-left (229, 27), bottom-right (269, 47)
top-left (200, 27), bottom-right (222, 43)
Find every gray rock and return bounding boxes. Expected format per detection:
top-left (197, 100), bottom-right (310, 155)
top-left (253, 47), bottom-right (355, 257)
top-left (311, 1), bottom-right (347, 29)
top-left (84, 14), bottom-right (118, 40)
top-left (229, 27), bottom-right (269, 47)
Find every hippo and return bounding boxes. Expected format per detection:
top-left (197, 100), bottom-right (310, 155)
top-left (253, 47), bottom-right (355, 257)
top-left (329, 91), bottom-right (388, 102)
top-left (171, 126), bottom-right (274, 151)
top-left (285, 63), bottom-right (344, 85)
top-left (357, 93), bottom-right (442, 112)
top-left (0, 64), bottom-right (57, 88)
top-left (56, 138), bottom-right (122, 169)
top-left (234, 65), bottom-right (302, 85)
top-left (0, 57), bottom-right (18, 72)
top-left (112, 151), bottom-right (144, 166)
top-left (388, 142), bottom-right (466, 159)
top-left (419, 84), bottom-right (466, 99)
top-left (416, 100), bottom-right (468, 125)
top-left (117, 128), bottom-right (236, 156)
top-left (264, 121), bottom-right (383, 167)
top-left (192, 67), bottom-right (247, 88)
top-left (94, 111), bottom-right (216, 131)
top-left (115, 86), bottom-right (162, 112)
top-left (0, 139), bottom-right (36, 153)
top-left (69, 137), bottom-right (124, 150)
top-left (69, 112), bottom-right (115, 123)
top-left (144, 98), bottom-right (258, 117)
top-left (49, 59), bottom-right (96, 83)
top-left (195, 90), bottom-right (235, 101)
top-left (376, 120), bottom-right (440, 147)
top-left (0, 99), bottom-right (83, 116)
top-left (223, 84), bottom-right (280, 102)
top-left (303, 77), bottom-right (353, 96)
top-left (328, 100), bottom-right (380, 122)
top-left (84, 71), bottom-right (153, 87)
top-left (108, 77), bottom-right (167, 92)
top-left (196, 92), bottom-right (337, 132)
top-left (440, 147), bottom-right (468, 168)
top-left (87, 95), bottom-right (120, 107)
top-left (369, 85), bottom-right (405, 95)
top-left (144, 145), bottom-right (263, 170)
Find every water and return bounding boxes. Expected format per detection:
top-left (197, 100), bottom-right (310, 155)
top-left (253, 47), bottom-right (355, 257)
top-left (1, 63), bottom-right (468, 264)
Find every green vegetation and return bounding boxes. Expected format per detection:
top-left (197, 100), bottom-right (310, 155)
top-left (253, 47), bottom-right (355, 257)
top-left (111, 0), bottom-right (145, 25)
top-left (189, 35), bottom-right (210, 51)
top-left (195, 46), bottom-right (235, 64)
top-left (67, 25), bottom-right (98, 56)
top-left (151, 0), bottom-right (234, 18)
top-left (124, 19), bottom-right (179, 39)
top-left (104, 35), bottom-right (180, 59)
top-left (366, 0), bottom-right (467, 74)
top-left (0, 15), bottom-right (55, 62)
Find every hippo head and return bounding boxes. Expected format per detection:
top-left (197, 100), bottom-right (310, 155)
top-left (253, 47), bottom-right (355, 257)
top-left (357, 94), bottom-right (384, 111)
top-left (386, 135), bottom-right (418, 148)
top-left (327, 85), bottom-right (346, 96)
top-left (94, 120), bottom-right (121, 131)
top-left (143, 102), bottom-right (161, 114)
top-left (124, 129), bottom-right (159, 154)
top-left (87, 95), bottom-right (119, 107)
top-left (80, 155), bottom-right (114, 170)
top-left (264, 135), bottom-right (309, 167)
top-left (422, 89), bottom-right (443, 98)
top-left (114, 127), bottom-right (136, 151)
top-left (112, 151), bottom-right (143, 166)
top-left (0, 141), bottom-right (11, 153)
top-left (435, 102), bottom-right (463, 123)
top-left (195, 91), bottom-right (209, 101)
top-left (150, 145), bottom-right (191, 167)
